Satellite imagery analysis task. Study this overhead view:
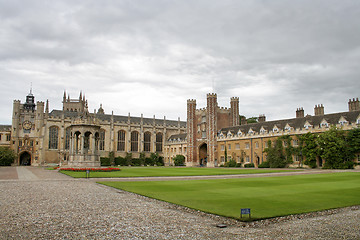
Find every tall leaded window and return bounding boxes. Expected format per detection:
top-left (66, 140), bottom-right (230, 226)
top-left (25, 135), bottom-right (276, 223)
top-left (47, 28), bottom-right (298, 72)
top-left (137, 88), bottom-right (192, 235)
top-left (49, 126), bottom-right (59, 149)
top-left (117, 130), bottom-right (126, 151)
top-left (99, 129), bottom-right (105, 151)
top-left (131, 131), bottom-right (139, 152)
top-left (144, 132), bottom-right (151, 152)
top-left (156, 132), bottom-right (163, 152)
top-left (65, 128), bottom-right (70, 150)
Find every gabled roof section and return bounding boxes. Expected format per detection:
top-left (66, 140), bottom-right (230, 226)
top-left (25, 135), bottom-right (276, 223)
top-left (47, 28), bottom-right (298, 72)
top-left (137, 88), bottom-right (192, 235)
top-left (218, 110), bottom-right (360, 135)
top-left (0, 125), bottom-right (11, 131)
top-left (167, 133), bottom-right (187, 141)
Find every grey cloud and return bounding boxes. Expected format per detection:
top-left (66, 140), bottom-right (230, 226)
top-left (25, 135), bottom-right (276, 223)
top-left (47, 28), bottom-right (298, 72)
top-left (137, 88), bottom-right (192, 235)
top-left (0, 0), bottom-right (359, 124)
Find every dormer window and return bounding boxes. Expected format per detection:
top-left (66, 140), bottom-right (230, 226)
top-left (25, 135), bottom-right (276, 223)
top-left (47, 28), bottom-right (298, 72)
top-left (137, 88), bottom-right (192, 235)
top-left (248, 128), bottom-right (254, 135)
top-left (304, 121), bottom-right (312, 130)
top-left (339, 120), bottom-right (347, 126)
top-left (227, 131), bottom-right (233, 137)
top-left (237, 130), bottom-right (242, 136)
top-left (338, 116), bottom-right (348, 126)
top-left (357, 118), bottom-right (360, 124)
top-left (320, 121), bottom-right (329, 128)
top-left (273, 126), bottom-right (279, 132)
top-left (284, 124), bottom-right (292, 131)
top-left (260, 127), bottom-right (266, 134)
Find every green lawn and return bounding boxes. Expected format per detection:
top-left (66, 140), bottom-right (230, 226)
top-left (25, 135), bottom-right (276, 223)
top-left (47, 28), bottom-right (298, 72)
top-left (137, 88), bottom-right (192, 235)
top-left (99, 172), bottom-right (360, 221)
top-left (60, 167), bottom-right (297, 178)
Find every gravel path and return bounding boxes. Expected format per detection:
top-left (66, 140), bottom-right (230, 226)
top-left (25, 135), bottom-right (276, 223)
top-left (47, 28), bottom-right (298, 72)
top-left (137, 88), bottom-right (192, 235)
top-left (0, 167), bottom-right (359, 239)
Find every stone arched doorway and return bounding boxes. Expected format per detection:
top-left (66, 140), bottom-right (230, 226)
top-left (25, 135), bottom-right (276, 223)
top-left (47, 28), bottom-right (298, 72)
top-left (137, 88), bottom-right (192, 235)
top-left (20, 152), bottom-right (31, 166)
top-left (199, 143), bottom-right (207, 166)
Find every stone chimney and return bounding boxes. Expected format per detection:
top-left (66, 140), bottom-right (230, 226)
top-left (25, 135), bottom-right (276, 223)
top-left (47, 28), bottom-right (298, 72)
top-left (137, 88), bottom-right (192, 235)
top-left (296, 107), bottom-right (304, 118)
top-left (314, 104), bottom-right (324, 116)
top-left (258, 114), bottom-right (266, 123)
top-left (348, 98), bottom-right (360, 112)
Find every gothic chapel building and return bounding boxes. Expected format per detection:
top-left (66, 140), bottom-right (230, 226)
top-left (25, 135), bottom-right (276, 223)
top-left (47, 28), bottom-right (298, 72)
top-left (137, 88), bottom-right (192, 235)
top-left (7, 91), bottom-right (186, 166)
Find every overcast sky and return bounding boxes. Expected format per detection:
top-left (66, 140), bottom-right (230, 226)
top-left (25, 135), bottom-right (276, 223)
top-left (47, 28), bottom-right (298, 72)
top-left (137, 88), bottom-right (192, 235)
top-left (1, 0), bottom-right (360, 125)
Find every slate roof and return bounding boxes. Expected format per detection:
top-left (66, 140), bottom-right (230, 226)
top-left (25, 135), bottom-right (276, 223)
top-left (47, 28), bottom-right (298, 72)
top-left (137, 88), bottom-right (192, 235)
top-left (167, 133), bottom-right (187, 141)
top-left (0, 125), bottom-right (11, 132)
top-left (49, 110), bottom-right (187, 128)
top-left (219, 110), bottom-right (360, 135)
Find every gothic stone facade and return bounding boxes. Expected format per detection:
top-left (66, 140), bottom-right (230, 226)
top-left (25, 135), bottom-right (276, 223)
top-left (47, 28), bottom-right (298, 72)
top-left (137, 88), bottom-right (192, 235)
top-left (164, 96), bottom-right (360, 168)
top-left (185, 93), bottom-right (239, 167)
top-left (9, 91), bottom-right (186, 166)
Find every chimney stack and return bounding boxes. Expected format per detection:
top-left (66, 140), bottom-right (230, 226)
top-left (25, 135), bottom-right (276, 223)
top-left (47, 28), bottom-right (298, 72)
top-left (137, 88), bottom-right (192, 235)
top-left (296, 107), bottom-right (304, 118)
top-left (348, 98), bottom-right (360, 112)
top-left (258, 114), bottom-right (266, 123)
top-left (314, 104), bottom-right (324, 116)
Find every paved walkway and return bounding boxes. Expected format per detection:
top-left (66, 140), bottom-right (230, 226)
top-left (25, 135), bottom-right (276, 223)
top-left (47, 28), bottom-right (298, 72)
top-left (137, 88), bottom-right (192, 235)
top-left (0, 167), bottom-right (359, 239)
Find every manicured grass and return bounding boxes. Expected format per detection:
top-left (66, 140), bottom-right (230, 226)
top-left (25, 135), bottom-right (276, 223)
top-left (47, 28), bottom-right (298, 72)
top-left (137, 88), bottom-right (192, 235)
top-left (99, 172), bottom-right (360, 221)
top-left (60, 167), bottom-right (296, 178)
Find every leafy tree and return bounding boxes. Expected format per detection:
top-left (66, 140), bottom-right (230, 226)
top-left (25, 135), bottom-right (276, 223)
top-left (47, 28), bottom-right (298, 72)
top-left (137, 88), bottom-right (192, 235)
top-left (347, 128), bottom-right (360, 161)
top-left (150, 153), bottom-right (164, 166)
top-left (139, 152), bottom-right (146, 166)
top-left (145, 157), bottom-right (154, 166)
top-left (0, 147), bottom-right (16, 166)
top-left (264, 138), bottom-right (292, 168)
top-left (246, 117), bottom-right (258, 124)
top-left (279, 135), bottom-right (294, 163)
top-left (318, 126), bottom-right (354, 169)
top-left (173, 155), bottom-right (185, 166)
top-left (298, 132), bottom-right (319, 168)
top-left (114, 157), bottom-right (127, 166)
top-left (125, 152), bottom-right (132, 166)
top-left (224, 159), bottom-right (236, 167)
top-left (109, 151), bottom-right (115, 166)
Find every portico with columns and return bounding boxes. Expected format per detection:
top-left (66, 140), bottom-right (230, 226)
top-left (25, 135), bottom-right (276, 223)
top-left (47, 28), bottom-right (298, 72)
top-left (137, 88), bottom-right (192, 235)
top-left (68, 117), bottom-right (101, 167)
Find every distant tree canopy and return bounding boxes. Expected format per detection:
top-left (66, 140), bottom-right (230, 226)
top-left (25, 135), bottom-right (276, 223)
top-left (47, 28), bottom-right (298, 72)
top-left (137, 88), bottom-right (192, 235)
top-left (173, 155), bottom-right (185, 166)
top-left (0, 147), bottom-right (16, 166)
top-left (264, 136), bottom-right (293, 168)
top-left (264, 127), bottom-right (360, 169)
top-left (239, 115), bottom-right (258, 124)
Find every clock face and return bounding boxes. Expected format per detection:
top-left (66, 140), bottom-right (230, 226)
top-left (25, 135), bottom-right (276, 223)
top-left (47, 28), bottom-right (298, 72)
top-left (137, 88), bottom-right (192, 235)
top-left (22, 120), bottom-right (32, 130)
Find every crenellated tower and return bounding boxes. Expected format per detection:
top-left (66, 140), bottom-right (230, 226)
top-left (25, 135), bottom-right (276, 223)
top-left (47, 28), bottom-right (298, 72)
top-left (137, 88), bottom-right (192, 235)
top-left (230, 97), bottom-right (240, 126)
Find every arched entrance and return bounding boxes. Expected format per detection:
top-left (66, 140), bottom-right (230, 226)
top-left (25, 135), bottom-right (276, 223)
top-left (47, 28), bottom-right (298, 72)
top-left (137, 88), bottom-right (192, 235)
top-left (20, 152), bottom-right (31, 166)
top-left (199, 143), bottom-right (207, 166)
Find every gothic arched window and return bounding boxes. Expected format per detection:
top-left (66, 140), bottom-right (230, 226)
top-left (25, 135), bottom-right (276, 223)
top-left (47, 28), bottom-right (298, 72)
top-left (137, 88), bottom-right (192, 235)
top-left (117, 130), bottom-right (126, 151)
top-left (65, 128), bottom-right (70, 150)
top-left (49, 126), bottom-right (59, 149)
top-left (131, 131), bottom-right (139, 152)
top-left (99, 129), bottom-right (105, 151)
top-left (144, 132), bottom-right (151, 152)
top-left (156, 132), bottom-right (163, 152)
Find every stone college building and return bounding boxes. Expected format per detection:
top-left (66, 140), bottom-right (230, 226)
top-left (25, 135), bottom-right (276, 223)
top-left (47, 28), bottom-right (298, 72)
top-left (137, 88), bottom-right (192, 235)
top-left (1, 90), bottom-right (359, 168)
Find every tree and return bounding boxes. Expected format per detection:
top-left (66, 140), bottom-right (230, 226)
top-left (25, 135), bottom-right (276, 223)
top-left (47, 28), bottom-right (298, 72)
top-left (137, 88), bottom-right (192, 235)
top-left (0, 147), bottom-right (16, 166)
top-left (109, 151), bottom-right (115, 166)
top-left (246, 117), bottom-right (258, 124)
top-left (173, 155), bottom-right (185, 166)
top-left (298, 132), bottom-right (319, 168)
top-left (264, 136), bottom-right (293, 168)
top-left (150, 152), bottom-right (164, 166)
top-left (318, 126), bottom-right (354, 169)
top-left (347, 128), bottom-right (360, 161)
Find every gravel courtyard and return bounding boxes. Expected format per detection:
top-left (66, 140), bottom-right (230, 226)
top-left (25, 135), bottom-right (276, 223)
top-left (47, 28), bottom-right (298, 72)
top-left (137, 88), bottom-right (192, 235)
top-left (0, 167), bottom-right (359, 239)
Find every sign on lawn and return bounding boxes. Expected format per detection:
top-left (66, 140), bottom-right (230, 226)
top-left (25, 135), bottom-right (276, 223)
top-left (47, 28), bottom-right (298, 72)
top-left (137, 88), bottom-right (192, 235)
top-left (240, 208), bottom-right (251, 218)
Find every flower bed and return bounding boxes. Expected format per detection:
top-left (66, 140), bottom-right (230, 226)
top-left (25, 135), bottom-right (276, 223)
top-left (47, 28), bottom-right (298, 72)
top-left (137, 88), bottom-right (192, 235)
top-left (60, 167), bottom-right (121, 172)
